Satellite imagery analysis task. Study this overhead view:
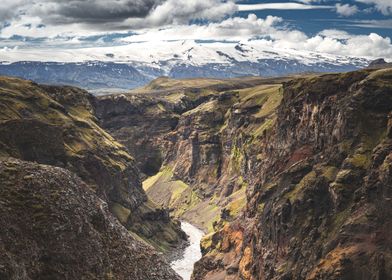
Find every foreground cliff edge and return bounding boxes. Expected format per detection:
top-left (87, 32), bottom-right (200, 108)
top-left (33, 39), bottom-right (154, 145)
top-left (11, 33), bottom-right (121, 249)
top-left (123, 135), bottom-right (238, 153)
top-left (0, 76), bottom-right (183, 279)
top-left (0, 159), bottom-right (180, 279)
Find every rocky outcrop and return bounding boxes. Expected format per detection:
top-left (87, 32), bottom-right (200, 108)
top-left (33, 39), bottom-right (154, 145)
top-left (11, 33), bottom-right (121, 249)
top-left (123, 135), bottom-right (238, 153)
top-left (90, 69), bottom-right (392, 279)
top-left (93, 93), bottom-right (180, 178)
top-left (193, 69), bottom-right (392, 279)
top-left (0, 76), bottom-right (184, 252)
top-left (0, 158), bottom-right (180, 280)
top-left (368, 58), bottom-right (392, 70)
top-left (95, 77), bottom-right (285, 232)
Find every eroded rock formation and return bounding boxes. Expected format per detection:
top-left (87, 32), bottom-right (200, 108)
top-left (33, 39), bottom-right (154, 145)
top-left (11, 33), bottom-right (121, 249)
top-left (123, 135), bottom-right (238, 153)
top-left (95, 68), bottom-right (392, 280)
top-left (0, 158), bottom-right (180, 280)
top-left (0, 76), bottom-right (184, 278)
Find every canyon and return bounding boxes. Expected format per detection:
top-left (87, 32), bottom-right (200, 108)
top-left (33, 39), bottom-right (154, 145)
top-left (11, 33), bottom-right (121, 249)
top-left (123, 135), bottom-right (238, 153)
top-left (95, 66), bottom-right (392, 279)
top-left (0, 65), bottom-right (391, 279)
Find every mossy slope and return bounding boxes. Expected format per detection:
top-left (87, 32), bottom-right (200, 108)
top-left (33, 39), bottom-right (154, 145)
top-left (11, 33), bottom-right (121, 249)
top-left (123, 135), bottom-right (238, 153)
top-left (0, 76), bottom-right (184, 251)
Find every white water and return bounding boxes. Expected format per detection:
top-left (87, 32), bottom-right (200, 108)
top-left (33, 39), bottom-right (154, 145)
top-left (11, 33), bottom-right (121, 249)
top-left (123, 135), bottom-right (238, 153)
top-left (170, 222), bottom-right (204, 280)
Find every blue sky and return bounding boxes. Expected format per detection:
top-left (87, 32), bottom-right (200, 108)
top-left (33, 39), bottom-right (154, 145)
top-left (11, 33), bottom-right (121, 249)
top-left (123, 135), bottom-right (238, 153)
top-left (0, 0), bottom-right (391, 60)
top-left (235, 0), bottom-right (392, 37)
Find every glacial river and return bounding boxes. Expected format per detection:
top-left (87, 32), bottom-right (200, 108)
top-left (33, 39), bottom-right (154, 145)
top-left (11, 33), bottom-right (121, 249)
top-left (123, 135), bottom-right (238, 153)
top-left (170, 222), bottom-right (205, 280)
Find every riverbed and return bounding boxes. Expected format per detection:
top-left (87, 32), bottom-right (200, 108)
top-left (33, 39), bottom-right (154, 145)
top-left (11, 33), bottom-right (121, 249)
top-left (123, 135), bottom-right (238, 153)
top-left (170, 222), bottom-right (205, 280)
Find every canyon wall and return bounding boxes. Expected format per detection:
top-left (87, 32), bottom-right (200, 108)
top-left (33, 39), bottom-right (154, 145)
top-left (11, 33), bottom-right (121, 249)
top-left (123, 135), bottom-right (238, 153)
top-left (0, 76), bottom-right (183, 278)
top-left (96, 68), bottom-right (392, 280)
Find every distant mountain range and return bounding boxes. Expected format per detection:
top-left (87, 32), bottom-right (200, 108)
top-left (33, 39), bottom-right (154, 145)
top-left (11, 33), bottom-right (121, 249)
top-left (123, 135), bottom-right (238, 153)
top-left (0, 40), bottom-right (371, 93)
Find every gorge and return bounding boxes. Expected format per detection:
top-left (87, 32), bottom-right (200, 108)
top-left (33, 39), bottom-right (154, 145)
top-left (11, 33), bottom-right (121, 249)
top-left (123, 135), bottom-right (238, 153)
top-left (94, 65), bottom-right (392, 279)
top-left (0, 64), bottom-right (392, 279)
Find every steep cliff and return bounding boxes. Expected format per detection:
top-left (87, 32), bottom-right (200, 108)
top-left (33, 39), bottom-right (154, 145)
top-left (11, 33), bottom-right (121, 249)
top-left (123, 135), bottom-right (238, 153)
top-left (0, 76), bottom-right (184, 253)
top-left (193, 68), bottom-right (392, 279)
top-left (95, 76), bottom-right (290, 232)
top-left (95, 68), bottom-right (392, 280)
top-left (0, 158), bottom-right (180, 280)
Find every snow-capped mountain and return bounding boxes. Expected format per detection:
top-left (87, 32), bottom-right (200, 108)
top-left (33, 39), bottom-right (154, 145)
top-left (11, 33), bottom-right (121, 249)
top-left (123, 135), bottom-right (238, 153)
top-left (0, 40), bottom-right (371, 93)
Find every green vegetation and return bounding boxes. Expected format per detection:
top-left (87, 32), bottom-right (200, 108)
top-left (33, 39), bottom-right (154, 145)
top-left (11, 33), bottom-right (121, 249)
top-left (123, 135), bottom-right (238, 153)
top-left (347, 153), bottom-right (371, 169)
top-left (0, 76), bottom-right (184, 253)
top-left (286, 171), bottom-right (317, 202)
top-left (320, 166), bottom-right (339, 182)
top-left (111, 203), bottom-right (131, 224)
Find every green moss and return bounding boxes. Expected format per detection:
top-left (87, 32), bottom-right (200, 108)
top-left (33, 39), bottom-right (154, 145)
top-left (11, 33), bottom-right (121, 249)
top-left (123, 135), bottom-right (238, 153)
top-left (286, 171), bottom-right (317, 202)
top-left (205, 204), bottom-right (221, 233)
top-left (227, 192), bottom-right (247, 217)
top-left (338, 139), bottom-right (353, 153)
top-left (174, 189), bottom-right (201, 217)
top-left (257, 202), bottom-right (265, 213)
top-left (347, 153), bottom-right (370, 169)
top-left (157, 103), bottom-right (166, 111)
top-left (142, 167), bottom-right (172, 191)
top-left (254, 86), bottom-right (283, 118)
top-left (335, 169), bottom-right (353, 183)
top-left (321, 166), bottom-right (338, 182)
top-left (330, 207), bottom-right (351, 234)
top-left (183, 100), bottom-right (217, 116)
top-left (253, 117), bottom-right (276, 137)
top-left (263, 182), bottom-right (278, 191)
top-left (200, 232), bottom-right (214, 251)
top-left (230, 142), bottom-right (244, 173)
top-left (31, 204), bottom-right (45, 210)
top-left (111, 203), bottom-right (131, 224)
top-left (169, 180), bottom-right (189, 205)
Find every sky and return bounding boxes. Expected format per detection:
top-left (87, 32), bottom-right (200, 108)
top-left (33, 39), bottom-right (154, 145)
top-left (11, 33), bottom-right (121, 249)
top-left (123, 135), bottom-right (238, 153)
top-left (0, 0), bottom-right (392, 60)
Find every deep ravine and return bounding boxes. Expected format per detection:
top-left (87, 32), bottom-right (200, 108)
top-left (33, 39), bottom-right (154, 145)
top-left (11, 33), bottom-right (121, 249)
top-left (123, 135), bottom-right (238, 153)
top-left (170, 222), bottom-right (205, 280)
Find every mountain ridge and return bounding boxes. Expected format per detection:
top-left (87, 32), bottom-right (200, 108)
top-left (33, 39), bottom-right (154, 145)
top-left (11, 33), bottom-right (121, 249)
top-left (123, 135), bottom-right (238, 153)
top-left (0, 40), bottom-right (373, 93)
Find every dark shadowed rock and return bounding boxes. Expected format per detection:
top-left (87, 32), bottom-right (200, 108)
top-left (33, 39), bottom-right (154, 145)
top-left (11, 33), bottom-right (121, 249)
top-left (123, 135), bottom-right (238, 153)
top-left (0, 158), bottom-right (180, 280)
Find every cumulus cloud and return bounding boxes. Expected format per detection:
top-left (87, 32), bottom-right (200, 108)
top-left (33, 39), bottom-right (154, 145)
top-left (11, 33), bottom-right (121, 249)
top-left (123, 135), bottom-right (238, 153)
top-left (122, 14), bottom-right (281, 42)
top-left (124, 0), bottom-right (237, 28)
top-left (0, 0), bottom-right (237, 31)
top-left (300, 32), bottom-right (392, 58)
top-left (335, 3), bottom-right (359, 17)
top-left (0, 1), bottom-right (392, 60)
top-left (0, 0), bottom-right (29, 23)
top-left (119, 14), bottom-right (392, 59)
top-left (30, 0), bottom-right (163, 25)
top-left (356, 0), bottom-right (392, 15)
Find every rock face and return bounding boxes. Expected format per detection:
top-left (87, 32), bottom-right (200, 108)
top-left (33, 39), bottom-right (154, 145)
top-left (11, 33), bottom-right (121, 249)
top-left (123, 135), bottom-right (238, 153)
top-left (193, 69), bottom-right (392, 279)
top-left (95, 68), bottom-right (392, 280)
top-left (95, 76), bottom-right (288, 232)
top-left (0, 76), bottom-right (184, 278)
top-left (0, 158), bottom-right (180, 280)
top-left (368, 58), bottom-right (387, 67)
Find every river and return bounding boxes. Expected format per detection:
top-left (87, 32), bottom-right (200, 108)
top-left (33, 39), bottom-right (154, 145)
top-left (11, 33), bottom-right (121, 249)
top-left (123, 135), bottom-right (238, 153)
top-left (170, 222), bottom-right (205, 280)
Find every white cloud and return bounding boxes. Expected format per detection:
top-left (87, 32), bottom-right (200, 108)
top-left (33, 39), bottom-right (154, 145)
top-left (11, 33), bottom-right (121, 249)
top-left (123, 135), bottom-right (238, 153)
top-left (0, 2), bottom-right (391, 61)
top-left (0, 15), bottom-right (115, 39)
top-left (356, 0), bottom-right (392, 15)
top-left (350, 19), bottom-right (392, 29)
top-left (125, 0), bottom-right (237, 28)
top-left (121, 14), bottom-right (281, 42)
top-left (118, 14), bottom-right (392, 59)
top-left (238, 2), bottom-right (333, 11)
top-left (335, 3), bottom-right (359, 16)
top-left (0, 0), bottom-right (237, 31)
top-left (0, 0), bottom-right (29, 23)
